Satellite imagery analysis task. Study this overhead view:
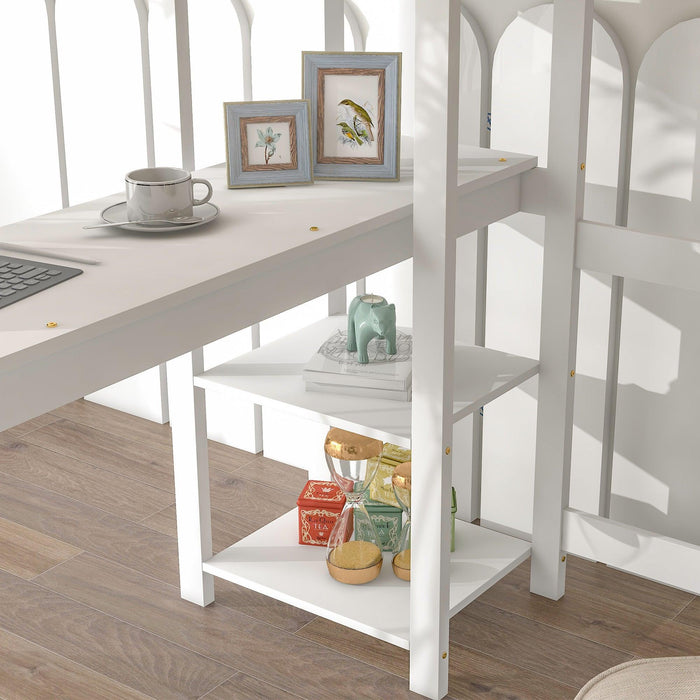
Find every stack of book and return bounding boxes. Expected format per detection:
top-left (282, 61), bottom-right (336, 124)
top-left (302, 328), bottom-right (412, 401)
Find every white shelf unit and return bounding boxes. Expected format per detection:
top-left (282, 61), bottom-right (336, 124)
top-left (164, 2), bottom-right (700, 697)
top-left (194, 314), bottom-right (536, 646)
top-left (164, 142), bottom-right (539, 700)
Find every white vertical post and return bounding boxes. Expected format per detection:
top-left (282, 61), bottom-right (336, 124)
top-left (166, 349), bottom-right (214, 606)
top-left (412, 1), bottom-right (460, 697)
top-left (324, 0), bottom-right (344, 52)
top-left (325, 0), bottom-right (348, 316)
top-left (470, 13), bottom-right (494, 521)
top-left (531, 0), bottom-right (593, 600)
top-left (599, 56), bottom-right (637, 517)
top-left (174, 0), bottom-right (195, 171)
top-left (230, 0), bottom-right (260, 446)
top-left (44, 0), bottom-right (69, 209)
top-left (134, 0), bottom-right (156, 168)
top-left (231, 0), bottom-right (253, 101)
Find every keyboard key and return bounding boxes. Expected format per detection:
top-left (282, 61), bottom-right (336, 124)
top-left (20, 267), bottom-right (48, 279)
top-left (11, 284), bottom-right (27, 290)
top-left (0, 273), bottom-right (14, 279)
top-left (23, 279), bottom-right (39, 285)
top-left (12, 265), bottom-right (35, 275)
top-left (35, 274), bottom-right (50, 280)
top-left (6, 263), bottom-right (21, 269)
top-left (0, 289), bottom-right (16, 296)
top-left (46, 270), bottom-right (62, 276)
top-left (0, 282), bottom-right (10, 289)
top-left (0, 267), bottom-right (10, 273)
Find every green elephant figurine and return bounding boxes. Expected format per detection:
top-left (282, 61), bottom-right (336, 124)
top-left (347, 294), bottom-right (397, 364)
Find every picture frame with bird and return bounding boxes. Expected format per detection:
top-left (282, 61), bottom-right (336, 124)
top-left (302, 52), bottom-right (401, 181)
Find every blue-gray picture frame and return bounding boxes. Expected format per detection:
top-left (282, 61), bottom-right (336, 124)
top-left (302, 52), bottom-right (401, 181)
top-left (224, 100), bottom-right (313, 188)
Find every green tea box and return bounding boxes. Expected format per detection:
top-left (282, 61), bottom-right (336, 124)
top-left (355, 497), bottom-right (403, 552)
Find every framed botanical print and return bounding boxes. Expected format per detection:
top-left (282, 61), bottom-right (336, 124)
top-left (302, 52), bottom-right (401, 181)
top-left (224, 100), bottom-right (313, 188)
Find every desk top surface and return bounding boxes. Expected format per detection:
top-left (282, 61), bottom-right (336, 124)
top-left (0, 147), bottom-right (535, 373)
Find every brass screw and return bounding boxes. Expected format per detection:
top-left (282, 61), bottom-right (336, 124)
top-left (445, 447), bottom-right (451, 455)
top-left (580, 163), bottom-right (585, 170)
top-left (570, 370), bottom-right (575, 377)
top-left (498, 157), bottom-right (507, 162)
top-left (309, 226), bottom-right (319, 231)
top-left (46, 321), bottom-right (58, 328)
top-left (442, 652), bottom-right (448, 659)
top-left (561, 555), bottom-right (566, 562)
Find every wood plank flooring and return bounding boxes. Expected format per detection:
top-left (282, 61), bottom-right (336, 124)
top-left (0, 398), bottom-right (698, 699)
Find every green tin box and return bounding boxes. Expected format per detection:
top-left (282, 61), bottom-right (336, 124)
top-left (354, 497), bottom-right (403, 552)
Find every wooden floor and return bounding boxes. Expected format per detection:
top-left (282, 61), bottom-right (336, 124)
top-left (0, 399), bottom-right (698, 699)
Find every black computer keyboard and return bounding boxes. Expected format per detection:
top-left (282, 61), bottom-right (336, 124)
top-left (0, 255), bottom-right (83, 309)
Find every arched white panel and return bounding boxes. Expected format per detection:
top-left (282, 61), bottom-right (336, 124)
top-left (250, 0), bottom-right (324, 101)
top-left (629, 21), bottom-right (700, 202)
top-left (458, 8), bottom-right (483, 147)
top-left (133, 0), bottom-right (155, 168)
top-left (344, 0), bottom-right (367, 51)
top-left (230, 0), bottom-right (253, 100)
top-left (55, 0), bottom-right (146, 204)
top-left (484, 4), bottom-right (625, 535)
top-left (0, 2), bottom-right (63, 224)
top-left (189, 0), bottom-right (245, 169)
top-left (614, 18), bottom-right (700, 546)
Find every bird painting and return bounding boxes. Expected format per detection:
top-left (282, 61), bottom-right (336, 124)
top-left (336, 98), bottom-right (375, 147)
top-left (339, 98), bottom-right (375, 142)
top-left (337, 121), bottom-right (362, 145)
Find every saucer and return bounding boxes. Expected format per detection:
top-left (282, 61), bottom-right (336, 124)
top-left (100, 202), bottom-right (220, 232)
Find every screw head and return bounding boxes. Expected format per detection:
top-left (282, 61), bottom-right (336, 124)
top-left (580, 163), bottom-right (585, 170)
top-left (445, 447), bottom-right (451, 455)
top-left (309, 226), bottom-right (319, 231)
top-left (570, 370), bottom-right (575, 377)
top-left (46, 321), bottom-right (58, 328)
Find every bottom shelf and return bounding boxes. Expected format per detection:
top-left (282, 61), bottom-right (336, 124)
top-left (203, 510), bottom-right (531, 649)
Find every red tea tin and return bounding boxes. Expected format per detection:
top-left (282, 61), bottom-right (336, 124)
top-left (297, 480), bottom-right (350, 546)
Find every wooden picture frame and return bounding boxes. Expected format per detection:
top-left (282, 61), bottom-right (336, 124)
top-left (224, 100), bottom-right (313, 188)
top-left (302, 52), bottom-right (401, 181)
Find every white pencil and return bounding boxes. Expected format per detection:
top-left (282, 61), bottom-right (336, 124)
top-left (0, 242), bottom-right (99, 266)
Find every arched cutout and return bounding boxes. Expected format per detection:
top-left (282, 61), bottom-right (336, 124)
top-left (189, 0), bottom-right (245, 168)
top-left (344, 0), bottom-right (367, 51)
top-left (0, 1), bottom-right (63, 223)
top-left (54, 0), bottom-right (146, 203)
top-left (484, 3), bottom-right (626, 533)
top-left (613, 18), bottom-right (700, 545)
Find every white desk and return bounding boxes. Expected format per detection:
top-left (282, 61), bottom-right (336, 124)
top-left (0, 163), bottom-right (417, 432)
top-left (0, 148), bottom-right (537, 699)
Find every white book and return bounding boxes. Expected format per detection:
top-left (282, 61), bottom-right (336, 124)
top-left (304, 380), bottom-right (411, 402)
top-left (303, 328), bottom-right (412, 391)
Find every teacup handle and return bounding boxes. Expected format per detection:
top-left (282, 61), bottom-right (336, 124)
top-left (191, 178), bottom-right (213, 206)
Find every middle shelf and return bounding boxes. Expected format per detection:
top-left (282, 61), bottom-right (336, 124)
top-left (195, 315), bottom-right (540, 447)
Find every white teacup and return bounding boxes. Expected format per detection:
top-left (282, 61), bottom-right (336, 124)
top-left (125, 167), bottom-right (213, 222)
